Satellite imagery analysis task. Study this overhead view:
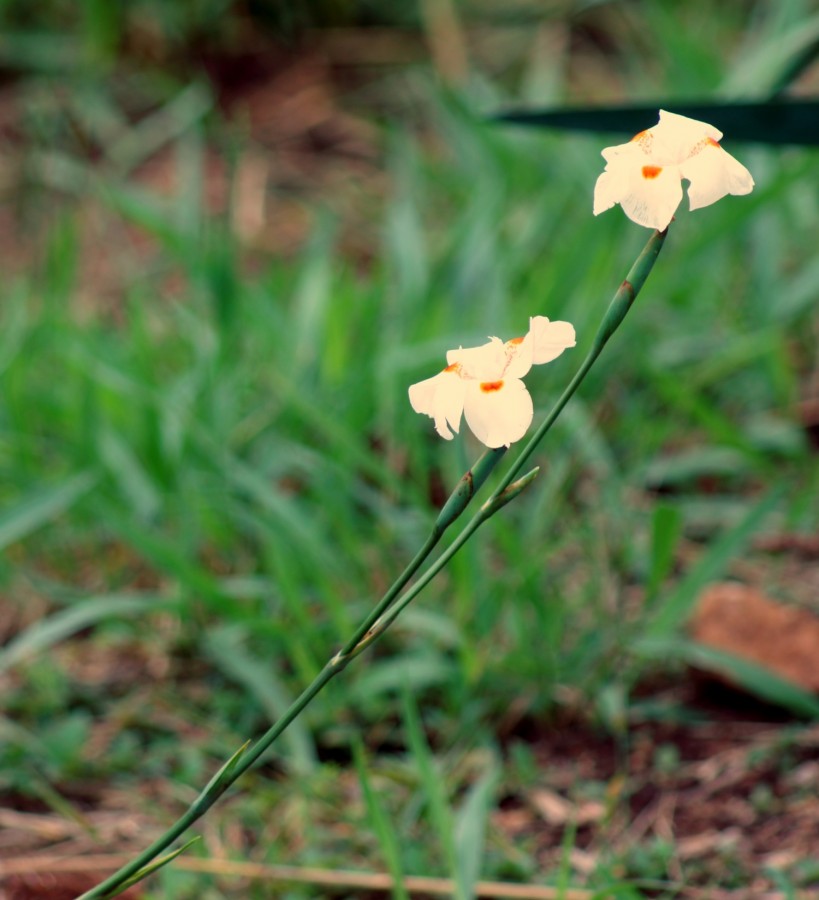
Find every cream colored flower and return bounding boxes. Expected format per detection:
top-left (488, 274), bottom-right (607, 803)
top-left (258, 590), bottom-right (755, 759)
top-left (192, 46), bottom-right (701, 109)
top-left (409, 317), bottom-right (576, 448)
top-left (593, 110), bottom-right (754, 230)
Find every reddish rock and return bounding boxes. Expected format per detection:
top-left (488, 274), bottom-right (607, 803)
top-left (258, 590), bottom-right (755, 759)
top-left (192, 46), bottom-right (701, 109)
top-left (691, 582), bottom-right (819, 694)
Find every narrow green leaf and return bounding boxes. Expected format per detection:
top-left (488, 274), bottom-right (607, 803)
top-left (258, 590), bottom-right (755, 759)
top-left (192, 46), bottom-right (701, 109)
top-left (453, 754), bottom-right (499, 898)
top-left (193, 741), bottom-right (252, 813)
top-left (402, 690), bottom-right (462, 897)
top-left (646, 504), bottom-right (682, 601)
top-left (97, 428), bottom-right (162, 521)
top-left (480, 467), bottom-right (539, 519)
top-left (107, 82), bottom-right (213, 173)
top-left (637, 639), bottom-right (819, 718)
top-left (112, 838), bottom-right (200, 896)
top-left (353, 738), bottom-right (410, 900)
top-left (0, 471), bottom-right (97, 552)
top-left (720, 12), bottom-right (819, 98)
top-left (0, 593), bottom-right (170, 674)
top-left (495, 99), bottom-right (819, 146)
top-left (647, 487), bottom-right (783, 638)
top-left (104, 511), bottom-right (232, 611)
top-left (204, 625), bottom-right (317, 774)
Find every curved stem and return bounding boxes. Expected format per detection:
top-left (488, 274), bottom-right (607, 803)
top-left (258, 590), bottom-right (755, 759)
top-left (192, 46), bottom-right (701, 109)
top-left (79, 450), bottom-right (506, 899)
top-left (79, 228), bottom-right (666, 899)
top-left (494, 227), bottom-right (667, 496)
top-left (346, 227), bottom-right (668, 658)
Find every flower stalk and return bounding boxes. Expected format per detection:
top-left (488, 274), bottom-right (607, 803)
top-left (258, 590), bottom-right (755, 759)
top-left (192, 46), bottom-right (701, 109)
top-left (79, 228), bottom-right (667, 900)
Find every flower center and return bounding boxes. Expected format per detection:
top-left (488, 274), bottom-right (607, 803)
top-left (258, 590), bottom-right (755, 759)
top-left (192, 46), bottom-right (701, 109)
top-left (480, 380), bottom-right (504, 393)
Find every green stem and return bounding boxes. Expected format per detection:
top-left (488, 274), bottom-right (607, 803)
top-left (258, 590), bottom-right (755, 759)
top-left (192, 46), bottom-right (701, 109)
top-left (496, 226), bottom-right (667, 495)
top-left (335, 445), bottom-right (505, 658)
top-left (342, 227), bottom-right (668, 659)
top-left (79, 449), bottom-right (505, 900)
top-left (79, 228), bottom-right (666, 900)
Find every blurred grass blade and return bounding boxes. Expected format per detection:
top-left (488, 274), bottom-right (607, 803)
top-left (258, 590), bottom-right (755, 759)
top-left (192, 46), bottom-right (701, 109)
top-left (0, 284), bottom-right (29, 376)
top-left (104, 184), bottom-right (186, 251)
top-left (0, 471), bottom-right (97, 552)
top-left (291, 219), bottom-right (334, 376)
top-left (401, 690), bottom-right (462, 898)
top-left (0, 593), bottom-right (169, 674)
top-left (0, 33), bottom-right (81, 72)
top-left (495, 99), bottom-right (819, 145)
top-left (721, 12), bottom-right (819, 99)
top-left (107, 82), bottom-right (213, 173)
top-left (645, 504), bottom-right (683, 602)
top-left (453, 754), bottom-right (499, 898)
top-left (104, 511), bottom-right (233, 611)
top-left (97, 428), bottom-right (162, 521)
top-left (353, 738), bottom-right (410, 900)
top-left (638, 639), bottom-right (819, 718)
top-left (646, 487), bottom-right (782, 639)
top-left (205, 625), bottom-right (317, 774)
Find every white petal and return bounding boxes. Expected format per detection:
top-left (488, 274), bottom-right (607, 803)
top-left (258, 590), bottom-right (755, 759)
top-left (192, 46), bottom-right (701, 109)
top-left (408, 368), bottom-right (466, 440)
top-left (600, 139), bottom-right (646, 164)
top-left (680, 139), bottom-right (755, 211)
top-left (447, 337), bottom-right (506, 380)
top-left (463, 378), bottom-right (533, 448)
top-left (653, 110), bottom-right (722, 164)
top-left (594, 155), bottom-right (683, 230)
top-left (528, 317), bottom-right (577, 364)
top-left (593, 168), bottom-right (622, 216)
top-left (503, 332), bottom-right (535, 379)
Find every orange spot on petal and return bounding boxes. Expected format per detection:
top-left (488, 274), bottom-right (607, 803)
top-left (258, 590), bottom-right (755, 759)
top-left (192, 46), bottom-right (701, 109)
top-left (443, 363), bottom-right (459, 373)
top-left (631, 129), bottom-right (648, 142)
top-left (480, 380), bottom-right (504, 393)
top-left (642, 165), bottom-right (663, 179)
top-left (706, 137), bottom-right (721, 148)
top-left (508, 336), bottom-right (525, 345)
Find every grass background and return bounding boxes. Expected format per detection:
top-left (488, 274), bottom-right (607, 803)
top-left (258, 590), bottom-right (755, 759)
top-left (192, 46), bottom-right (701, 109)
top-left (1, 0), bottom-right (818, 896)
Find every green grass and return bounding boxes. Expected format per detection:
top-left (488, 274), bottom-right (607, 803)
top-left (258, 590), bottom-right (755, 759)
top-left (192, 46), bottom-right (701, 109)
top-left (2, 0), bottom-right (819, 896)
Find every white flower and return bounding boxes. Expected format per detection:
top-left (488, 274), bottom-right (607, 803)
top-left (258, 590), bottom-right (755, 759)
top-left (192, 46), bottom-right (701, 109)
top-left (409, 316), bottom-right (576, 448)
top-left (593, 110), bottom-right (754, 230)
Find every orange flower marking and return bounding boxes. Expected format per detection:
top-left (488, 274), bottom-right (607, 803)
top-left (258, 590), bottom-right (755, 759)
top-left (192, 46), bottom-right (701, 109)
top-left (443, 363), bottom-right (459, 373)
top-left (706, 137), bottom-right (721, 148)
top-left (641, 165), bottom-right (663, 179)
top-left (480, 380), bottom-right (504, 393)
top-left (508, 336), bottom-right (525, 345)
top-left (631, 129), bottom-right (653, 153)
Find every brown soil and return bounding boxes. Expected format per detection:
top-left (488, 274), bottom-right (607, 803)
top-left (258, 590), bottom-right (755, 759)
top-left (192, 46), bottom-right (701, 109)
top-left (2, 682), bottom-right (818, 898)
top-left (501, 698), bottom-right (819, 895)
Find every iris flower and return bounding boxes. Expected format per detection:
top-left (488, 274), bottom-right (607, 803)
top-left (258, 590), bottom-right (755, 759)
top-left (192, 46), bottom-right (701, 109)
top-left (409, 317), bottom-right (576, 448)
top-left (593, 110), bottom-right (754, 230)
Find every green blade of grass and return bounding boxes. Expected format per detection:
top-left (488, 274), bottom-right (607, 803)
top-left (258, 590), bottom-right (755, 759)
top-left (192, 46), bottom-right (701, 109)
top-left (103, 509), bottom-right (234, 612)
top-left (107, 82), bottom-right (213, 174)
top-left (637, 639), bottom-right (819, 718)
top-left (721, 11), bottom-right (819, 98)
top-left (495, 99), bottom-right (819, 145)
top-left (646, 487), bottom-right (783, 639)
top-left (205, 624), bottom-right (318, 775)
top-left (645, 503), bottom-right (683, 603)
top-left (402, 689), bottom-right (462, 898)
top-left (0, 471), bottom-right (97, 552)
top-left (353, 737), bottom-right (410, 900)
top-left (97, 427), bottom-right (163, 522)
top-left (0, 592), bottom-right (171, 674)
top-left (453, 753), bottom-right (499, 898)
